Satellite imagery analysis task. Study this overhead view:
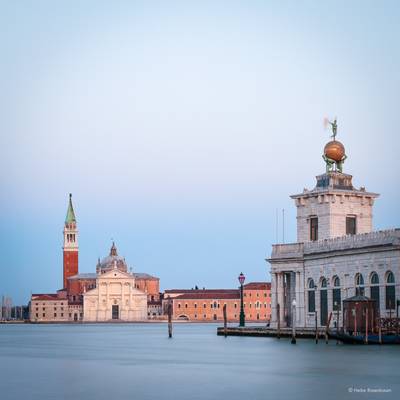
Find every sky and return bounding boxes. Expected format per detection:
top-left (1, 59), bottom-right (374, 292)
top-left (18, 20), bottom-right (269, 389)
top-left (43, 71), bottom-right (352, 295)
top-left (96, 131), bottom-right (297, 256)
top-left (1, 1), bottom-right (399, 304)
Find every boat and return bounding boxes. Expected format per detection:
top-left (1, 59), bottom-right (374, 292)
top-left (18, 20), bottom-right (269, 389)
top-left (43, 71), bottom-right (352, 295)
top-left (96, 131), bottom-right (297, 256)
top-left (328, 331), bottom-right (400, 345)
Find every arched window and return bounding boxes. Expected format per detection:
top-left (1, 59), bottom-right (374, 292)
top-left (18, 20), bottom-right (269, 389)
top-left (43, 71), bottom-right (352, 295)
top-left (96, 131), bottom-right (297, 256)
top-left (385, 271), bottom-right (395, 310)
top-left (355, 273), bottom-right (365, 296)
top-left (370, 272), bottom-right (380, 307)
top-left (332, 276), bottom-right (341, 311)
top-left (308, 279), bottom-right (315, 313)
top-left (321, 278), bottom-right (327, 288)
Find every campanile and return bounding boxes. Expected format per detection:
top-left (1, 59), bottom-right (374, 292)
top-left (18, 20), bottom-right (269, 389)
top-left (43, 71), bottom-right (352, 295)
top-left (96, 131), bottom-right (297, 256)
top-left (63, 194), bottom-right (79, 288)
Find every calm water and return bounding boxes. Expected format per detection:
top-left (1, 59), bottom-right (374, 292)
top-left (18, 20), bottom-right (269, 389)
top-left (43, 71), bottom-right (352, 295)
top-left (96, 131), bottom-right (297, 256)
top-left (0, 323), bottom-right (399, 400)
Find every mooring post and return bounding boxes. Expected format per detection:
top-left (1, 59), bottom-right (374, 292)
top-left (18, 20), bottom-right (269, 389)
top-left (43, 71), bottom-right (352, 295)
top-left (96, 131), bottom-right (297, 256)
top-left (223, 304), bottom-right (227, 338)
top-left (335, 301), bottom-right (340, 345)
top-left (354, 307), bottom-right (357, 336)
top-left (378, 319), bottom-right (382, 344)
top-left (168, 300), bottom-right (173, 338)
top-left (291, 300), bottom-right (296, 344)
top-left (277, 303), bottom-right (281, 339)
top-left (325, 312), bottom-right (332, 344)
top-left (365, 308), bottom-right (369, 345)
top-left (315, 311), bottom-right (318, 344)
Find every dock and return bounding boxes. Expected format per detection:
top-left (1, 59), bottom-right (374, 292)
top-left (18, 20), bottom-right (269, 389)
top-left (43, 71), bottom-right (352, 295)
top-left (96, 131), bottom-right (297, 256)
top-left (217, 326), bottom-right (320, 339)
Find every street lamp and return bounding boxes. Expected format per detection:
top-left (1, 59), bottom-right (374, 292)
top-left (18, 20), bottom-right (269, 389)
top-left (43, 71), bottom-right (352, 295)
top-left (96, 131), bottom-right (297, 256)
top-left (238, 272), bottom-right (246, 327)
top-left (291, 299), bottom-right (297, 344)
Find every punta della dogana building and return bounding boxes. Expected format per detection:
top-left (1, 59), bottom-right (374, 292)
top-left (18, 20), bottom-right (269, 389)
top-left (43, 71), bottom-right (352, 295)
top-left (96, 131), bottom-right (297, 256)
top-left (267, 124), bottom-right (399, 330)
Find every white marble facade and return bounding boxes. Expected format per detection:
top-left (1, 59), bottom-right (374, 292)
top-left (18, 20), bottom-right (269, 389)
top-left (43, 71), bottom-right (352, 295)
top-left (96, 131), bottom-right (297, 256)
top-left (83, 267), bottom-right (147, 322)
top-left (268, 171), bottom-right (399, 329)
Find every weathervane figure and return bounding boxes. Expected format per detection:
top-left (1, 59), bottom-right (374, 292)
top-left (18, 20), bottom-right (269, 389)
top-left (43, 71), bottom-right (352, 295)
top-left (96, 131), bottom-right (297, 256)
top-left (327, 118), bottom-right (338, 140)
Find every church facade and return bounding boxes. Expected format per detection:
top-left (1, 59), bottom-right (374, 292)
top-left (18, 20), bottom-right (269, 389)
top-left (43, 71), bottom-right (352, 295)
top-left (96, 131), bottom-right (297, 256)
top-left (268, 132), bottom-right (399, 330)
top-left (30, 195), bottom-right (158, 322)
top-left (81, 242), bottom-right (147, 322)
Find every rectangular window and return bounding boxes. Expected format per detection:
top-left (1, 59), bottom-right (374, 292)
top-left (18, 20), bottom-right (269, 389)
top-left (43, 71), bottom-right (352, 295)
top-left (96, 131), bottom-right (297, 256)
top-left (308, 291), bottom-right (315, 312)
top-left (386, 286), bottom-right (395, 309)
top-left (54, 313), bottom-right (57, 317)
top-left (370, 286), bottom-right (380, 307)
top-left (310, 217), bottom-right (318, 241)
top-left (332, 289), bottom-right (341, 310)
top-left (346, 216), bottom-right (356, 235)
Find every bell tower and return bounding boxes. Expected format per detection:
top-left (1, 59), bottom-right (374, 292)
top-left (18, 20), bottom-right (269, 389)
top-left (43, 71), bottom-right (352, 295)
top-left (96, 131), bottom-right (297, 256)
top-left (63, 193), bottom-right (79, 288)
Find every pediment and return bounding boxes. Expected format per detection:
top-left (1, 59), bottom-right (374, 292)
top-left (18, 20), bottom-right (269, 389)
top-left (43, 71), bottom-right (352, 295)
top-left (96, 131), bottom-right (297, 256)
top-left (98, 268), bottom-right (134, 280)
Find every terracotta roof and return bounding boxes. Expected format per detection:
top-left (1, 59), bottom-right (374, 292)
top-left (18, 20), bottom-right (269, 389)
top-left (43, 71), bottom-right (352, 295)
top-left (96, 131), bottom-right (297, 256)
top-left (174, 292), bottom-right (240, 300)
top-left (148, 300), bottom-right (162, 306)
top-left (68, 273), bottom-right (97, 280)
top-left (165, 289), bottom-right (238, 294)
top-left (31, 294), bottom-right (59, 301)
top-left (244, 282), bottom-right (271, 290)
top-left (134, 273), bottom-right (159, 280)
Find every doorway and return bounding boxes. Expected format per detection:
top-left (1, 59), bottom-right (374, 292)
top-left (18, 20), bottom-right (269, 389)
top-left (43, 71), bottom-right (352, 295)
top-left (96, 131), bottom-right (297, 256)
top-left (112, 305), bottom-right (119, 320)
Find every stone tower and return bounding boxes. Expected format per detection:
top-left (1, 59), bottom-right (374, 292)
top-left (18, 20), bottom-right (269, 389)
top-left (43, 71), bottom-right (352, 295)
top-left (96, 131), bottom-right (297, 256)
top-left (63, 194), bottom-right (79, 288)
top-left (291, 135), bottom-right (379, 243)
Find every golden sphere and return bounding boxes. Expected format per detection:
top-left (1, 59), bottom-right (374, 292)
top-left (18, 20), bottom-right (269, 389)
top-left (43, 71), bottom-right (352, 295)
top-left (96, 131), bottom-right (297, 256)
top-left (324, 140), bottom-right (345, 162)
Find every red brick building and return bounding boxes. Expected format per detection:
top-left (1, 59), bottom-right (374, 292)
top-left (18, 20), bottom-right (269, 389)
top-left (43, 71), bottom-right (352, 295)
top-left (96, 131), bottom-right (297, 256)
top-left (164, 282), bottom-right (271, 322)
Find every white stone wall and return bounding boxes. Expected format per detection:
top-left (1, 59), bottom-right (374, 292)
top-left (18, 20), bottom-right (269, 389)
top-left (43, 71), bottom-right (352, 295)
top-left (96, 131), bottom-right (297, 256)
top-left (83, 269), bottom-right (147, 322)
top-left (269, 229), bottom-right (400, 328)
top-left (294, 192), bottom-right (375, 242)
top-left (303, 247), bottom-right (400, 327)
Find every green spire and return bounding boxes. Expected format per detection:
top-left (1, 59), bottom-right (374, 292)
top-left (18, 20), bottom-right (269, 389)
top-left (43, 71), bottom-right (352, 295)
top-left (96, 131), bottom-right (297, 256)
top-left (65, 193), bottom-right (76, 224)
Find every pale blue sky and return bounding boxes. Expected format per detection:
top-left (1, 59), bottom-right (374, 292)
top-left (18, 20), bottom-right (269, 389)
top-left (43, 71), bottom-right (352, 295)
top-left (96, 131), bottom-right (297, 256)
top-left (1, 1), bottom-right (399, 304)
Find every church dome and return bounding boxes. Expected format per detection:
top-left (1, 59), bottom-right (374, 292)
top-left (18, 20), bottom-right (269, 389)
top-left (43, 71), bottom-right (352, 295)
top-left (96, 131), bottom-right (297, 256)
top-left (97, 242), bottom-right (128, 274)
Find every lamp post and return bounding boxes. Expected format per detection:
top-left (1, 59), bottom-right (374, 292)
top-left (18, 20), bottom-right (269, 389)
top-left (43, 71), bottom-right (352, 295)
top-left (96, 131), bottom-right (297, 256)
top-left (238, 272), bottom-right (246, 327)
top-left (291, 299), bottom-right (297, 344)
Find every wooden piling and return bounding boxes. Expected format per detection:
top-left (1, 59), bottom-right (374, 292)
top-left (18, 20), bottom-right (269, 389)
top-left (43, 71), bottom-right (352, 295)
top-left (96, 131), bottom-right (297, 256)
top-left (315, 311), bottom-right (318, 344)
top-left (378, 318), bottom-right (382, 344)
top-left (325, 312), bottom-right (332, 344)
top-left (167, 300), bottom-right (173, 338)
top-left (354, 307), bottom-right (357, 336)
top-left (365, 308), bottom-right (369, 344)
top-left (291, 304), bottom-right (296, 345)
top-left (336, 306), bottom-right (340, 345)
top-left (277, 304), bottom-right (281, 339)
top-left (223, 304), bottom-right (227, 338)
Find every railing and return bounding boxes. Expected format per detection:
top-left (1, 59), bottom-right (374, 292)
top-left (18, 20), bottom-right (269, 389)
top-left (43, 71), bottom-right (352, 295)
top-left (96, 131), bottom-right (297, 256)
top-left (304, 229), bottom-right (400, 254)
top-left (271, 243), bottom-right (304, 259)
top-left (378, 317), bottom-right (400, 335)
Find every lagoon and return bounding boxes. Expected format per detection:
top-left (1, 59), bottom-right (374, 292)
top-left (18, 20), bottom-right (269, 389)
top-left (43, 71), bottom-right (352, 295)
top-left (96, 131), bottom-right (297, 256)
top-left (0, 323), bottom-right (398, 400)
